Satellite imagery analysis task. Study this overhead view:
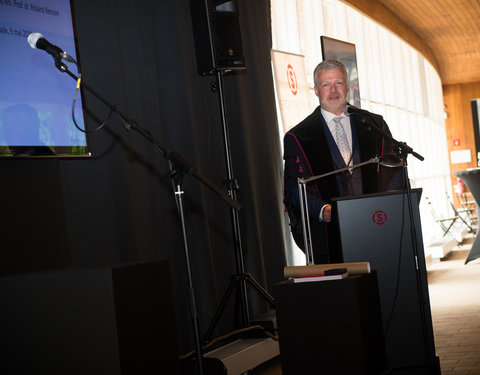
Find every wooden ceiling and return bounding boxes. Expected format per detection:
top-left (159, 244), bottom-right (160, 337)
top-left (344, 0), bottom-right (480, 86)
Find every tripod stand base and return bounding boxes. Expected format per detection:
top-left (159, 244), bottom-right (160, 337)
top-left (203, 273), bottom-right (275, 344)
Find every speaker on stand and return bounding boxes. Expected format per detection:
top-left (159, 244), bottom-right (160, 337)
top-left (189, 0), bottom-right (274, 347)
top-left (190, 0), bottom-right (246, 75)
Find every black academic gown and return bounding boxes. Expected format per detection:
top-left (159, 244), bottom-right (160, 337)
top-left (283, 105), bottom-right (402, 264)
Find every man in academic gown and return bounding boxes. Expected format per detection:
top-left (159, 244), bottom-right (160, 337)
top-left (283, 60), bottom-right (403, 264)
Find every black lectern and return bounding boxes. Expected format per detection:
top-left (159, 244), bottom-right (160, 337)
top-left (334, 189), bottom-right (440, 374)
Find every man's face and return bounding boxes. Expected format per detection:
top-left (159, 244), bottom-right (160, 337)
top-left (314, 67), bottom-right (349, 115)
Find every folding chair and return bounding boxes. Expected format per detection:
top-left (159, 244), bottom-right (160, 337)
top-left (457, 192), bottom-right (478, 231)
top-left (449, 197), bottom-right (475, 233)
top-left (426, 196), bottom-right (461, 245)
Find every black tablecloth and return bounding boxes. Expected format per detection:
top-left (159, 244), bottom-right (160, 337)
top-left (454, 168), bottom-right (480, 264)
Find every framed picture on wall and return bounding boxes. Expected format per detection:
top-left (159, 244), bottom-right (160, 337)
top-left (321, 36), bottom-right (361, 108)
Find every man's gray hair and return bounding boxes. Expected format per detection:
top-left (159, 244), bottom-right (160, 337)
top-left (313, 60), bottom-right (348, 86)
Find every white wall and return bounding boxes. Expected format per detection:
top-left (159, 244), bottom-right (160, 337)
top-left (272, 0), bottom-right (453, 264)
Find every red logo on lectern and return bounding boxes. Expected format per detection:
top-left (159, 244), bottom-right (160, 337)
top-left (373, 210), bottom-right (387, 225)
top-left (287, 64), bottom-right (297, 96)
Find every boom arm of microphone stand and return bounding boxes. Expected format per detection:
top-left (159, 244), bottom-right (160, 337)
top-left (61, 67), bottom-right (241, 211)
top-left (354, 113), bottom-right (424, 162)
top-left (301, 158), bottom-right (377, 184)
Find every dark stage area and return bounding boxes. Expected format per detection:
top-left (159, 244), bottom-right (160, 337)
top-left (0, 0), bottom-right (286, 372)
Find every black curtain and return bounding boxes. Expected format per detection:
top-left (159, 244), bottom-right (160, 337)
top-left (0, 0), bottom-right (286, 355)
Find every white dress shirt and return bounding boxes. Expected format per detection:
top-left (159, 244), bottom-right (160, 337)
top-left (321, 107), bottom-right (353, 153)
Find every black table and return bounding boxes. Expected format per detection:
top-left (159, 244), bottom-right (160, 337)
top-left (274, 273), bottom-right (388, 374)
top-left (454, 168), bottom-right (480, 263)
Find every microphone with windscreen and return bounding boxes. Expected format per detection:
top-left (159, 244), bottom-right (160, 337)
top-left (27, 32), bottom-right (76, 63)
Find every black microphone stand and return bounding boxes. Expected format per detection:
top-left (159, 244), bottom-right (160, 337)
top-left (352, 111), bottom-right (439, 373)
top-left (55, 61), bottom-right (242, 375)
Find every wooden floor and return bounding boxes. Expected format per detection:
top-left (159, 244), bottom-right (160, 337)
top-left (251, 237), bottom-right (480, 375)
top-left (427, 245), bottom-right (480, 374)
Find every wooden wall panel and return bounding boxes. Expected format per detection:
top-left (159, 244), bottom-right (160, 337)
top-left (443, 82), bottom-right (480, 195)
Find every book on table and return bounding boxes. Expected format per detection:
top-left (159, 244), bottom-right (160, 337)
top-left (293, 268), bottom-right (348, 283)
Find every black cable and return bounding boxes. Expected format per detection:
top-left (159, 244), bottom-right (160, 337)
top-left (71, 73), bottom-right (113, 134)
top-left (384, 164), bottom-right (408, 336)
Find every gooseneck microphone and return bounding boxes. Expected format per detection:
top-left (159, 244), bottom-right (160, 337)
top-left (27, 32), bottom-right (76, 63)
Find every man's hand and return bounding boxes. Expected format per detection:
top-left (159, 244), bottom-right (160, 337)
top-left (322, 204), bottom-right (332, 222)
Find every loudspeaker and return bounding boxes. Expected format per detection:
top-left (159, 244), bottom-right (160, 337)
top-left (0, 260), bottom-right (178, 374)
top-left (190, 0), bottom-right (246, 75)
